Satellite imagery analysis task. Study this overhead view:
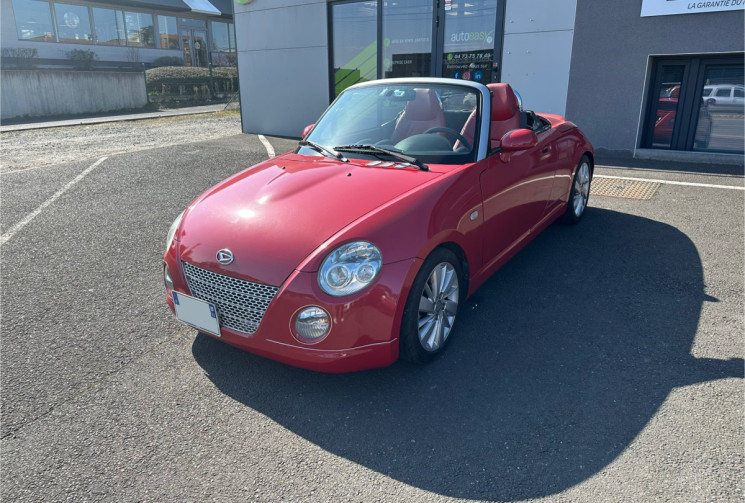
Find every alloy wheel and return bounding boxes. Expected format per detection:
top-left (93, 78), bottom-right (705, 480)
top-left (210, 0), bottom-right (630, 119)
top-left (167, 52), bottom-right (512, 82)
top-left (417, 262), bottom-right (459, 352)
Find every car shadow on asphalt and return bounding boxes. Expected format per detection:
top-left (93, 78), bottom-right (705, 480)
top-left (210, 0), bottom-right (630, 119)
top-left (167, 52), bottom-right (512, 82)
top-left (191, 207), bottom-right (743, 501)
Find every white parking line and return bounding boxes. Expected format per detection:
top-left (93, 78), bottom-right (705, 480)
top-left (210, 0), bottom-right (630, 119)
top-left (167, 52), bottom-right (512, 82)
top-left (594, 174), bottom-right (745, 191)
top-left (258, 135), bottom-right (275, 158)
top-left (1, 156), bottom-right (108, 246)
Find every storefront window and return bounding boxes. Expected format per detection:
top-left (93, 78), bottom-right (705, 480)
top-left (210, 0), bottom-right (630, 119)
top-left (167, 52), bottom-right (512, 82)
top-left (329, 0), bottom-right (504, 98)
top-left (693, 65), bottom-right (744, 153)
top-left (331, 1), bottom-right (378, 97)
top-left (125, 11), bottom-right (155, 48)
top-left (12, 0), bottom-right (55, 42)
top-left (644, 56), bottom-right (743, 154)
top-left (442, 0), bottom-right (497, 83)
top-left (211, 21), bottom-right (234, 52)
top-left (210, 21), bottom-right (236, 66)
top-left (650, 66), bottom-right (685, 149)
top-left (158, 15), bottom-right (179, 50)
top-left (93, 8), bottom-right (125, 46)
top-left (54, 3), bottom-right (93, 44)
top-left (382, 0), bottom-right (432, 78)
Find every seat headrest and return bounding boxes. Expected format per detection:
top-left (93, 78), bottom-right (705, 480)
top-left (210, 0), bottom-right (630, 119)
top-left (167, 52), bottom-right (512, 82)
top-left (487, 83), bottom-right (519, 121)
top-left (404, 89), bottom-right (442, 121)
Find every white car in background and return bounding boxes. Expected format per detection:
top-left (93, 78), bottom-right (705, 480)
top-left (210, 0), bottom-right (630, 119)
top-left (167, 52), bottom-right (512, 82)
top-left (702, 84), bottom-right (745, 110)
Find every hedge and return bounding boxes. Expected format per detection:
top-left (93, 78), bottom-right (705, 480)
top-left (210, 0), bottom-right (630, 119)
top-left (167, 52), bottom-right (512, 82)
top-left (145, 66), bottom-right (238, 95)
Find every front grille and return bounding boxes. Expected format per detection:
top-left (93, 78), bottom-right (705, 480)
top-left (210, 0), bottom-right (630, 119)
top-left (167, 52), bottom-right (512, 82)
top-left (182, 261), bottom-right (279, 334)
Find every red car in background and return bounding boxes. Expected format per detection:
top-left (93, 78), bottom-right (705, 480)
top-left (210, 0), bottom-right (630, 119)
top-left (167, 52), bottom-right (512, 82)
top-left (653, 84), bottom-right (712, 149)
top-left (163, 78), bottom-right (594, 372)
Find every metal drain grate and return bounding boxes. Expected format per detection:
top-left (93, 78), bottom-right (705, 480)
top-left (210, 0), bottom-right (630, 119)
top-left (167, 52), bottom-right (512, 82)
top-left (592, 177), bottom-right (661, 200)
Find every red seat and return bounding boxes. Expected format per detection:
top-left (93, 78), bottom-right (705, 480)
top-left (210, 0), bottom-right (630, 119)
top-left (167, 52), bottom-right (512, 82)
top-left (391, 89), bottom-right (445, 145)
top-left (455, 83), bottom-right (521, 151)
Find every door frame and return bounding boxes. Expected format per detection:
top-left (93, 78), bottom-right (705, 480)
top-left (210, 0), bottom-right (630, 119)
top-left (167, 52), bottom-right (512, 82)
top-left (642, 54), bottom-right (744, 152)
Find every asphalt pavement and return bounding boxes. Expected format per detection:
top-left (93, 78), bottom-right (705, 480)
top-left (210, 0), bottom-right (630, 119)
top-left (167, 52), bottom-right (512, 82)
top-left (0, 124), bottom-right (743, 502)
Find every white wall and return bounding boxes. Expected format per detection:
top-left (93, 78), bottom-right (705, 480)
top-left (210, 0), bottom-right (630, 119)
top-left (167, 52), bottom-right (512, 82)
top-left (234, 0), bottom-right (330, 137)
top-left (501, 0), bottom-right (577, 116)
top-left (1, 70), bottom-right (147, 119)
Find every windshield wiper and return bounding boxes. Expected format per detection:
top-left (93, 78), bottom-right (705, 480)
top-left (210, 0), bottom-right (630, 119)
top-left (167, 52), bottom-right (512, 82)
top-left (334, 144), bottom-right (429, 171)
top-left (298, 140), bottom-right (348, 162)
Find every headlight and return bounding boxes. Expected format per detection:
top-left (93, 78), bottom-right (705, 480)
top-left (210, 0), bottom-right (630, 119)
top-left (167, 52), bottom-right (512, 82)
top-left (318, 241), bottom-right (382, 296)
top-left (166, 210), bottom-right (185, 250)
top-left (164, 264), bottom-right (174, 293)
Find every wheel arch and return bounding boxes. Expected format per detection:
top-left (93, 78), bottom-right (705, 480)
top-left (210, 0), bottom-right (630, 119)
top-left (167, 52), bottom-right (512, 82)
top-left (435, 241), bottom-right (470, 300)
top-left (583, 151), bottom-right (595, 176)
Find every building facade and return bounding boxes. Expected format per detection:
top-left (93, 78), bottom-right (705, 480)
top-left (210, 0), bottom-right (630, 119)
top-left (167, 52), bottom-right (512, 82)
top-left (234, 0), bottom-right (743, 161)
top-left (1, 0), bottom-right (236, 68)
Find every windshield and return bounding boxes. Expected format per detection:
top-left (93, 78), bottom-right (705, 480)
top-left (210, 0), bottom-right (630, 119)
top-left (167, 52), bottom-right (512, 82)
top-left (301, 83), bottom-right (481, 165)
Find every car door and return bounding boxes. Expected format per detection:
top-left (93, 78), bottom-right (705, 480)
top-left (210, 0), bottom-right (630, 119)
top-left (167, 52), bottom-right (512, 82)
top-left (733, 86), bottom-right (744, 107)
top-left (478, 138), bottom-right (556, 265)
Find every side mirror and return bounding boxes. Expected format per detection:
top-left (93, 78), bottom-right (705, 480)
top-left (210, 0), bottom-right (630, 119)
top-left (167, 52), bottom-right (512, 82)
top-left (302, 124), bottom-right (315, 139)
top-left (500, 128), bottom-right (538, 152)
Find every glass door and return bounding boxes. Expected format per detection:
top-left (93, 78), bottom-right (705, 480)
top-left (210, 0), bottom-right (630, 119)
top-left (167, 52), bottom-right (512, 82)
top-left (440, 0), bottom-right (499, 83)
top-left (382, 0), bottom-right (433, 79)
top-left (330, 1), bottom-right (378, 97)
top-left (642, 55), bottom-right (743, 154)
top-left (181, 28), bottom-right (208, 67)
top-left (328, 0), bottom-right (505, 98)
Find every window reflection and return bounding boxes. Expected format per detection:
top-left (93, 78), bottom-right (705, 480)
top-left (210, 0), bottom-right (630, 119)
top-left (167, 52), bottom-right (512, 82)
top-left (332, 1), bottom-right (378, 96)
top-left (12, 0), bottom-right (55, 41)
top-left (54, 3), bottom-right (92, 44)
top-left (442, 0), bottom-right (497, 83)
top-left (694, 66), bottom-right (744, 153)
top-left (125, 11), bottom-right (155, 48)
top-left (651, 66), bottom-right (684, 148)
top-left (158, 15), bottom-right (179, 50)
top-left (93, 8), bottom-right (125, 46)
top-left (383, 0), bottom-right (432, 78)
top-left (210, 21), bottom-right (236, 67)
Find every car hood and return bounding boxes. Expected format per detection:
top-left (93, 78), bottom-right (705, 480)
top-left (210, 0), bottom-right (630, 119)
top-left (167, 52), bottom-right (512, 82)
top-left (178, 153), bottom-right (440, 286)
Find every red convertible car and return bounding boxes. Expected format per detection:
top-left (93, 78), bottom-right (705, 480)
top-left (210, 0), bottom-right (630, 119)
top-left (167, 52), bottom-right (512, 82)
top-left (164, 78), bottom-right (594, 372)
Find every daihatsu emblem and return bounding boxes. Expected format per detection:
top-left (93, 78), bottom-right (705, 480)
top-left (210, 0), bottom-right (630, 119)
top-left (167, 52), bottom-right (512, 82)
top-left (216, 249), bottom-right (234, 265)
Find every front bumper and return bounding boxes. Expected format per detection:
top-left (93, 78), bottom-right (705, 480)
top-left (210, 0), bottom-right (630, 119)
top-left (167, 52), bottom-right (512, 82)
top-left (165, 243), bottom-right (421, 373)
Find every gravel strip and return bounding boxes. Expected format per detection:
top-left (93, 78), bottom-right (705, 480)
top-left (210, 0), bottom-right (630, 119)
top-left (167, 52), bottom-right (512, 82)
top-left (0, 113), bottom-right (242, 172)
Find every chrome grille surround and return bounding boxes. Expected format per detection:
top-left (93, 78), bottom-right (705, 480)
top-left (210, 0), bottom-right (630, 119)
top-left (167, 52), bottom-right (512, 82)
top-left (182, 261), bottom-right (279, 335)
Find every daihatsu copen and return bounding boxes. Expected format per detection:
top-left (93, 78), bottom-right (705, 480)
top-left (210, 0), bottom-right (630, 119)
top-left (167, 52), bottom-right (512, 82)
top-left (163, 78), bottom-right (594, 372)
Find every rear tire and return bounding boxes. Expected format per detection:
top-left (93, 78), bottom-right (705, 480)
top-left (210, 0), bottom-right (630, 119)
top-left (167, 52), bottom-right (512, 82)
top-left (400, 248), bottom-right (463, 364)
top-left (559, 155), bottom-right (591, 225)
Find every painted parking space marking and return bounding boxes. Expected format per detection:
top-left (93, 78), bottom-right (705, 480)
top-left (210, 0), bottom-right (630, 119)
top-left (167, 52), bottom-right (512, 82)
top-left (594, 174), bottom-right (745, 191)
top-left (1, 157), bottom-right (108, 246)
top-left (258, 135), bottom-right (275, 158)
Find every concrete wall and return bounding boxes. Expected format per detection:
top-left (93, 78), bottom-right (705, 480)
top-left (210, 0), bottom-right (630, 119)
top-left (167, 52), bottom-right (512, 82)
top-left (1, 70), bottom-right (147, 119)
top-left (501, 0), bottom-right (577, 116)
top-left (235, 0), bottom-right (330, 138)
top-left (566, 0), bottom-right (744, 154)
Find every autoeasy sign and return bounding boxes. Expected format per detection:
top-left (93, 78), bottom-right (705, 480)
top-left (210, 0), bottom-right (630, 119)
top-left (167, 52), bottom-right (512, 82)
top-left (641, 0), bottom-right (744, 17)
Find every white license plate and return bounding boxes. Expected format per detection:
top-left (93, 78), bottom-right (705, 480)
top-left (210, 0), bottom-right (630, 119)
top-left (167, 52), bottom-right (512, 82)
top-left (172, 292), bottom-right (221, 337)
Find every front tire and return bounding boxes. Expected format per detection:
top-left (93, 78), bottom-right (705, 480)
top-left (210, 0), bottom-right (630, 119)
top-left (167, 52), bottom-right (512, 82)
top-left (559, 155), bottom-right (591, 225)
top-left (400, 248), bottom-right (463, 364)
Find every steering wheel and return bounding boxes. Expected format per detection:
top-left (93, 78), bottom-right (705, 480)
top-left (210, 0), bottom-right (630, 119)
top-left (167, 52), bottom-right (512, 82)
top-left (423, 127), bottom-right (472, 151)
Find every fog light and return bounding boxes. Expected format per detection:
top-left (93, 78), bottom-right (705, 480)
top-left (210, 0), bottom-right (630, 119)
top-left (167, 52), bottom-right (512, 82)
top-left (164, 264), bottom-right (174, 294)
top-left (294, 307), bottom-right (331, 343)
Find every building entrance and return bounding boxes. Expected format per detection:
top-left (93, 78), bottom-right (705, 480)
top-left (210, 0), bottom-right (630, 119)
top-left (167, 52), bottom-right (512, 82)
top-left (181, 28), bottom-right (208, 68)
top-left (329, 0), bottom-right (503, 98)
